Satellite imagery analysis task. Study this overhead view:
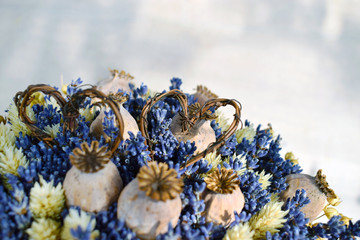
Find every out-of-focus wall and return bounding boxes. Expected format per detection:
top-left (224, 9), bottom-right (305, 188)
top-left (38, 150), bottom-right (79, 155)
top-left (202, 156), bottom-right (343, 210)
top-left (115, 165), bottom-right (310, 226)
top-left (0, 0), bottom-right (359, 217)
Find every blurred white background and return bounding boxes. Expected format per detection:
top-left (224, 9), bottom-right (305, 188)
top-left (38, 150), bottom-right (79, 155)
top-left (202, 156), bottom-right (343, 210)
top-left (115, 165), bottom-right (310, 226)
top-left (1, 0), bottom-right (360, 218)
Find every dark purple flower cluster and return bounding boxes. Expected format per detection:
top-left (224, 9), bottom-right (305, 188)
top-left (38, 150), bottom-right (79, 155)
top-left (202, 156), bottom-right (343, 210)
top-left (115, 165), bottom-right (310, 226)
top-left (95, 203), bottom-right (139, 240)
top-left (249, 124), bottom-right (302, 194)
top-left (0, 179), bottom-right (32, 240)
top-left (179, 180), bottom-right (213, 240)
top-left (115, 132), bottom-right (151, 185)
top-left (269, 189), bottom-right (310, 239)
top-left (308, 215), bottom-right (360, 239)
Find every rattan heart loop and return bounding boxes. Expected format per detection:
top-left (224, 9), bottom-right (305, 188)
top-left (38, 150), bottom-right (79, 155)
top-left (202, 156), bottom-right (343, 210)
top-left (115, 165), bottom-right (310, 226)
top-left (14, 84), bottom-right (124, 155)
top-left (139, 89), bottom-right (242, 169)
top-left (183, 98), bottom-right (242, 168)
top-left (139, 89), bottom-right (188, 156)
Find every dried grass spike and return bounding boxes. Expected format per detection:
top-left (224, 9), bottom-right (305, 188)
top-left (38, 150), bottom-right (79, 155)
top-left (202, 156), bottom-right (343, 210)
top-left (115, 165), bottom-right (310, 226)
top-left (205, 168), bottom-right (240, 194)
top-left (70, 141), bottom-right (111, 173)
top-left (137, 162), bottom-right (183, 201)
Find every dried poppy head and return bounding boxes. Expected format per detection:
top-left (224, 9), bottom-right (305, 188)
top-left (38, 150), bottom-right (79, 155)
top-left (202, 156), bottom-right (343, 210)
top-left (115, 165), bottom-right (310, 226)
top-left (108, 92), bottom-right (128, 104)
top-left (170, 101), bottom-right (217, 156)
top-left (188, 102), bottom-right (217, 121)
top-left (203, 168), bottom-right (245, 226)
top-left (64, 140), bottom-right (123, 213)
top-left (90, 75), bottom-right (139, 142)
top-left (137, 161), bottom-right (183, 201)
top-left (70, 141), bottom-right (111, 173)
top-left (280, 169), bottom-right (337, 222)
top-left (204, 168), bottom-right (240, 194)
top-left (193, 85), bottom-right (218, 106)
top-left (111, 69), bottom-right (134, 81)
top-left (97, 69), bottom-right (134, 94)
top-left (117, 162), bottom-right (183, 239)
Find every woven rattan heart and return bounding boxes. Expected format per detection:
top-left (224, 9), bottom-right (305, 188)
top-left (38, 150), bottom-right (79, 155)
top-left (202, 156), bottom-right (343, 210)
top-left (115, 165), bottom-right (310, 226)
top-left (139, 89), bottom-right (242, 169)
top-left (14, 84), bottom-right (124, 155)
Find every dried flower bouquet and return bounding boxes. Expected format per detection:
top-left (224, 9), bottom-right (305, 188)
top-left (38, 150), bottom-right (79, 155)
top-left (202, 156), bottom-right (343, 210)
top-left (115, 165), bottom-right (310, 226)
top-left (0, 69), bottom-right (359, 240)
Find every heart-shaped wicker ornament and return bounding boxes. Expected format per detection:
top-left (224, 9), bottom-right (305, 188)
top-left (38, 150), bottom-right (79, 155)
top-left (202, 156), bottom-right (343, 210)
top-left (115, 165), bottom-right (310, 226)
top-left (139, 89), bottom-right (242, 169)
top-left (14, 84), bottom-right (125, 156)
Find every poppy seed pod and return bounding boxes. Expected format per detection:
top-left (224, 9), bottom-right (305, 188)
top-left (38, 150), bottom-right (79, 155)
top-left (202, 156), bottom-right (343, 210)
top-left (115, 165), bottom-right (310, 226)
top-left (170, 113), bottom-right (216, 154)
top-left (117, 162), bottom-right (183, 240)
top-left (90, 104), bottom-right (139, 141)
top-left (169, 102), bottom-right (216, 154)
top-left (193, 85), bottom-right (218, 106)
top-left (63, 141), bottom-right (123, 213)
top-left (97, 69), bottom-right (134, 93)
top-left (202, 168), bottom-right (245, 226)
top-left (279, 169), bottom-right (337, 222)
top-left (91, 74), bottom-right (139, 141)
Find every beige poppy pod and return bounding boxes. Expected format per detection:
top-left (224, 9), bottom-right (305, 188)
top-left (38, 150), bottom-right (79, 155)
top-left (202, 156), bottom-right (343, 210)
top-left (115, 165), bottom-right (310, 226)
top-left (91, 70), bottom-right (139, 141)
top-left (202, 168), bottom-right (245, 226)
top-left (63, 141), bottom-right (123, 213)
top-left (90, 105), bottom-right (139, 141)
top-left (169, 103), bottom-right (216, 154)
top-left (193, 85), bottom-right (218, 106)
top-left (97, 69), bottom-right (134, 93)
top-left (279, 169), bottom-right (337, 222)
top-left (117, 162), bottom-right (183, 240)
top-left (170, 114), bottom-right (215, 154)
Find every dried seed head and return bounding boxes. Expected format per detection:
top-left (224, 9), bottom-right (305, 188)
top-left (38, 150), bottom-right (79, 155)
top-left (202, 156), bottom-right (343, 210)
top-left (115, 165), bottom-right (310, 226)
top-left (205, 168), bottom-right (240, 194)
top-left (196, 85), bottom-right (218, 99)
top-left (280, 172), bottom-right (328, 222)
top-left (97, 69), bottom-right (134, 94)
top-left (193, 85), bottom-right (218, 106)
top-left (117, 177), bottom-right (182, 239)
top-left (110, 69), bottom-right (134, 81)
top-left (137, 162), bottom-right (183, 201)
top-left (70, 141), bottom-right (111, 173)
top-left (108, 92), bottom-right (128, 104)
top-left (203, 169), bottom-right (245, 225)
top-left (188, 102), bottom-right (201, 117)
top-left (315, 169), bottom-right (338, 204)
top-left (188, 102), bottom-right (217, 121)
